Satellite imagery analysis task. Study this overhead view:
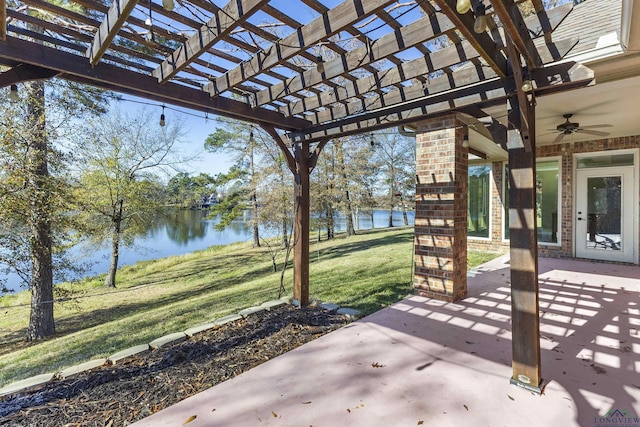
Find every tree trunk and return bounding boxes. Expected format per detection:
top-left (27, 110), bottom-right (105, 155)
top-left (252, 192), bottom-right (260, 247)
top-left (388, 181), bottom-right (394, 228)
top-left (280, 166), bottom-right (289, 247)
top-left (344, 191), bottom-right (355, 236)
top-left (250, 133), bottom-right (260, 247)
top-left (335, 142), bottom-right (355, 236)
top-left (401, 195), bottom-right (409, 226)
top-left (370, 209), bottom-right (375, 229)
top-left (325, 205), bottom-right (335, 240)
top-left (281, 216), bottom-right (289, 247)
top-left (104, 200), bottom-right (123, 288)
top-left (26, 79), bottom-right (55, 341)
top-left (354, 207), bottom-right (360, 231)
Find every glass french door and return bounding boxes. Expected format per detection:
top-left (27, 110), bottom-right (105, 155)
top-left (575, 167), bottom-right (635, 262)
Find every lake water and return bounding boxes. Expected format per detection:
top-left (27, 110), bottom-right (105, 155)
top-left (2, 209), bottom-right (414, 293)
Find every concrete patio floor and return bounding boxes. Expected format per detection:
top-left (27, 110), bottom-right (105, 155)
top-left (132, 256), bottom-right (640, 427)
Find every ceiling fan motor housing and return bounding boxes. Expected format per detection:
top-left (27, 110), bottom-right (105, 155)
top-left (558, 114), bottom-right (580, 134)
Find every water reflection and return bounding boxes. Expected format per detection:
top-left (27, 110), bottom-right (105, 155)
top-left (164, 209), bottom-right (208, 246)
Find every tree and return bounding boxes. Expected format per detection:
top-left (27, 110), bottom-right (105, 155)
top-left (371, 131), bottom-right (416, 228)
top-left (256, 149), bottom-right (294, 247)
top-left (0, 81), bottom-right (57, 339)
top-left (74, 109), bottom-right (185, 288)
top-left (350, 137), bottom-right (380, 229)
top-left (166, 172), bottom-right (217, 208)
top-left (311, 144), bottom-right (339, 240)
top-left (205, 123), bottom-right (265, 247)
top-left (210, 165), bottom-right (250, 231)
top-left (0, 78), bottom-right (110, 339)
top-left (0, 0), bottom-right (115, 341)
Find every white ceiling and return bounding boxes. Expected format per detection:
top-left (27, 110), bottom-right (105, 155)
top-left (470, 67), bottom-right (640, 161)
top-left (535, 73), bottom-right (640, 146)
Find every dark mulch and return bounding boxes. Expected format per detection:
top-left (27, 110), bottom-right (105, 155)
top-left (0, 305), bottom-right (347, 427)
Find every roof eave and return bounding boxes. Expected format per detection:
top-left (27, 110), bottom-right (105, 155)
top-left (621, 0), bottom-right (640, 51)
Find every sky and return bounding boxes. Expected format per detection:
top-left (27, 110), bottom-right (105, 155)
top-left (117, 95), bottom-right (234, 177)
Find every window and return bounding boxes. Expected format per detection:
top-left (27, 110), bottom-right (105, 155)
top-left (468, 164), bottom-right (491, 238)
top-left (504, 159), bottom-right (560, 244)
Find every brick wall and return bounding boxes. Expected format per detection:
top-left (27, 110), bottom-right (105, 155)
top-left (413, 115), bottom-right (468, 302)
top-left (467, 136), bottom-right (640, 262)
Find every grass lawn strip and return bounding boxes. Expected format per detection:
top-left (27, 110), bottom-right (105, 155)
top-left (0, 228), bottom-right (501, 387)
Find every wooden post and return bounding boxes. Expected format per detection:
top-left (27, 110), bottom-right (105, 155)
top-left (293, 142), bottom-right (310, 306)
top-left (261, 124), bottom-right (329, 307)
top-left (506, 63), bottom-right (542, 392)
top-left (0, 0), bottom-right (6, 41)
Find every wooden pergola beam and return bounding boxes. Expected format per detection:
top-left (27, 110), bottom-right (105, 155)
top-left (289, 61), bottom-right (594, 142)
top-left (0, 0), bottom-right (6, 41)
top-left (491, 0), bottom-right (543, 69)
top-left (261, 124), bottom-right (295, 173)
top-left (254, 13), bottom-right (457, 108)
top-left (86, 0), bottom-right (138, 66)
top-left (152, 0), bottom-right (268, 83)
top-left (287, 36), bottom-right (576, 125)
top-left (277, 4), bottom-right (575, 117)
top-left (0, 35), bottom-right (310, 130)
top-left (21, 0), bottom-right (182, 61)
top-left (433, 0), bottom-right (507, 77)
top-left (206, 0), bottom-right (397, 96)
top-left (307, 63), bottom-right (498, 126)
top-left (0, 63), bottom-right (59, 87)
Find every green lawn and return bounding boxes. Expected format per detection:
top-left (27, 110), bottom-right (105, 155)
top-left (0, 228), bottom-right (502, 387)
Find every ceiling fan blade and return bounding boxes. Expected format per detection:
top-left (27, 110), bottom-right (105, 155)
top-left (552, 133), bottom-right (565, 143)
top-left (579, 124), bottom-right (613, 129)
top-left (575, 129), bottom-right (610, 137)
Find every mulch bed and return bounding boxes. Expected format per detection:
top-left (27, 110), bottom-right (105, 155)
top-left (0, 305), bottom-right (348, 427)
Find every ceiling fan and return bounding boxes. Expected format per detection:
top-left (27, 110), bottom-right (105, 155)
top-left (550, 114), bottom-right (612, 143)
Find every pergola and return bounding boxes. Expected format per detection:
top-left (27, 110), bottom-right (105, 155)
top-left (0, 0), bottom-right (595, 392)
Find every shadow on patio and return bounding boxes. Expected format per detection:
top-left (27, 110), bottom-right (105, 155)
top-left (132, 256), bottom-right (640, 427)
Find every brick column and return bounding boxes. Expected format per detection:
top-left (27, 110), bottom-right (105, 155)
top-left (413, 115), bottom-right (468, 302)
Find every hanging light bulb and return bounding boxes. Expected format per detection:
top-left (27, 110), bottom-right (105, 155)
top-left (159, 106), bottom-right (166, 127)
top-left (145, 17), bottom-right (152, 27)
top-left (9, 84), bottom-right (19, 102)
top-left (316, 55), bottom-right (325, 74)
top-left (456, 0), bottom-right (471, 14)
top-left (162, 0), bottom-right (174, 12)
top-left (473, 3), bottom-right (488, 33)
top-left (521, 79), bottom-right (533, 92)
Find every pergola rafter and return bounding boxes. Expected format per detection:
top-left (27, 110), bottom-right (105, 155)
top-left (86, 0), bottom-right (137, 65)
top-left (153, 0), bottom-right (269, 83)
top-left (492, 0), bottom-right (542, 69)
top-left (255, 12), bottom-right (456, 109)
top-left (433, 0), bottom-right (508, 78)
top-left (204, 0), bottom-right (398, 96)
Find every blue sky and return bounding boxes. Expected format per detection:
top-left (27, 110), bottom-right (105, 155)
top-left (117, 95), bottom-right (233, 177)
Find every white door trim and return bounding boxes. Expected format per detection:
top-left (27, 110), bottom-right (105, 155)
top-left (573, 149), bottom-right (638, 264)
